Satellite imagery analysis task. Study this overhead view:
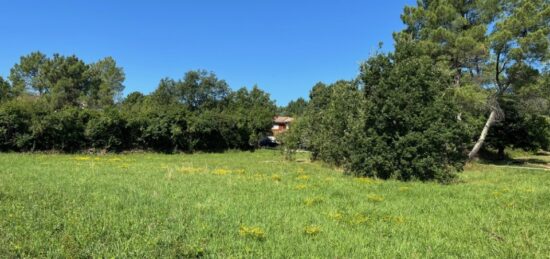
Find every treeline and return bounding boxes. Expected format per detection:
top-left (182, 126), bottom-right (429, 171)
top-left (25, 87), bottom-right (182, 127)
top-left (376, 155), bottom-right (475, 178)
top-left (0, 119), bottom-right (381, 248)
top-left (0, 53), bottom-right (276, 152)
top-left (282, 0), bottom-right (550, 182)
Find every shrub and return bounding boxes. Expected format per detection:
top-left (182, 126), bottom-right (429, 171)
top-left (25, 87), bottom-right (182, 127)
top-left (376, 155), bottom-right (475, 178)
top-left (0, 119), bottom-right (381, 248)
top-left (346, 56), bottom-right (469, 182)
top-left (295, 55), bottom-right (470, 182)
top-left (85, 108), bottom-right (127, 151)
top-left (0, 98), bottom-right (35, 151)
top-left (31, 107), bottom-right (88, 151)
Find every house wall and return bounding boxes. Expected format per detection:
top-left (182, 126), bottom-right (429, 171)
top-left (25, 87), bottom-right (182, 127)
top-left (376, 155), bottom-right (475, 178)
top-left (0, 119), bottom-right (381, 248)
top-left (271, 123), bottom-right (288, 135)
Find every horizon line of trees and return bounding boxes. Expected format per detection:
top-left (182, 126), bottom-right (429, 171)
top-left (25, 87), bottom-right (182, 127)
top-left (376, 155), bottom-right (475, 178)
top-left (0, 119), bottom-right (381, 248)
top-left (0, 52), bottom-right (277, 152)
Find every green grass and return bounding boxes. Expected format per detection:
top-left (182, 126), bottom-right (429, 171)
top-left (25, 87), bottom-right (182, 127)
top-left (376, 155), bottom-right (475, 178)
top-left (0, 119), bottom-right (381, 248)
top-left (1, 150), bottom-right (549, 258)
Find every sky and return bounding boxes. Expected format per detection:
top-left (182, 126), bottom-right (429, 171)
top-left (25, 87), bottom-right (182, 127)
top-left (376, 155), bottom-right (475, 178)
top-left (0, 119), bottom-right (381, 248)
top-left (0, 0), bottom-right (416, 106)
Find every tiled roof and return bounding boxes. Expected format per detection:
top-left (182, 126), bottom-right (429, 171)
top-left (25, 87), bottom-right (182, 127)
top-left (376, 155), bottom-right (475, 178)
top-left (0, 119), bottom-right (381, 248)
top-left (273, 116), bottom-right (294, 123)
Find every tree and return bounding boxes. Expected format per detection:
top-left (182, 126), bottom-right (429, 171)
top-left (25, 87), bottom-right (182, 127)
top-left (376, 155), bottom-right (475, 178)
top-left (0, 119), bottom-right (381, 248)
top-left (468, 0), bottom-right (549, 159)
top-left (349, 55), bottom-right (469, 181)
top-left (9, 53), bottom-right (92, 109)
top-left (397, 0), bottom-right (549, 159)
top-left (225, 86), bottom-right (277, 148)
top-left (150, 78), bottom-right (179, 105)
top-left (485, 97), bottom-right (550, 158)
top-left (87, 57), bottom-right (125, 108)
top-left (8, 51), bottom-right (48, 96)
top-left (8, 53), bottom-right (127, 110)
top-left (281, 97), bottom-right (308, 116)
top-left (300, 80), bottom-right (364, 165)
top-left (399, 0), bottom-right (493, 86)
top-left (0, 77), bottom-right (11, 102)
top-left (177, 70), bottom-right (230, 110)
top-left (42, 54), bottom-right (91, 109)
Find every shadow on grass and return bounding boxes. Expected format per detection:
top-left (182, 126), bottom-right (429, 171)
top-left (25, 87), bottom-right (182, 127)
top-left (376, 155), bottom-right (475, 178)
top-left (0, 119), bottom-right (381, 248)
top-left (476, 149), bottom-right (550, 168)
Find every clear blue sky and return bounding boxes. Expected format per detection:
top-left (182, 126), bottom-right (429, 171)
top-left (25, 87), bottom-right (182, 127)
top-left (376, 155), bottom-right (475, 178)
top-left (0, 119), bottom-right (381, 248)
top-left (0, 0), bottom-right (415, 106)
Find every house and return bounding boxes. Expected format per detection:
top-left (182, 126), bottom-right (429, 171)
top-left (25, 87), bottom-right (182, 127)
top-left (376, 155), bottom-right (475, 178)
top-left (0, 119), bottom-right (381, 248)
top-left (272, 116), bottom-right (294, 135)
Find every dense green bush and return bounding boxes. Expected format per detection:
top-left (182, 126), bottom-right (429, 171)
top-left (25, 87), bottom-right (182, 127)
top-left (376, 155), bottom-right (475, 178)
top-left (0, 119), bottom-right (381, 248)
top-left (486, 98), bottom-right (550, 157)
top-left (287, 55), bottom-right (470, 182)
top-left (31, 107), bottom-right (88, 152)
top-left (0, 98), bottom-right (33, 151)
top-left (85, 109), bottom-right (128, 151)
top-left (348, 56), bottom-right (469, 181)
top-left (300, 80), bottom-right (364, 165)
top-left (139, 105), bottom-right (191, 152)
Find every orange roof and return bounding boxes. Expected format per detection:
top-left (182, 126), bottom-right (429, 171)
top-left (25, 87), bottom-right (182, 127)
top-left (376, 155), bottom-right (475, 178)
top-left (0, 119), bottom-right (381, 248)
top-left (273, 116), bottom-right (294, 123)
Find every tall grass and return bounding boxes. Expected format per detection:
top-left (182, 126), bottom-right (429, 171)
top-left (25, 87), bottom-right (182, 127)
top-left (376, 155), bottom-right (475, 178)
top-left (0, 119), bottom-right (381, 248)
top-left (0, 150), bottom-right (549, 257)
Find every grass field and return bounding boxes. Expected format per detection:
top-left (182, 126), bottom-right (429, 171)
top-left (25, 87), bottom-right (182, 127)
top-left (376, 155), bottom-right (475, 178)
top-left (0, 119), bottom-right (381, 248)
top-left (1, 150), bottom-right (550, 258)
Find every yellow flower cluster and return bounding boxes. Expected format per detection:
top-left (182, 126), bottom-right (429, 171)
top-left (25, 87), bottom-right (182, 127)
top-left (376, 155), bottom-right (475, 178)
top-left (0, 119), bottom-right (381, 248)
top-left (176, 166), bottom-right (204, 174)
top-left (213, 168), bottom-right (231, 175)
top-left (356, 177), bottom-right (377, 184)
top-left (367, 194), bottom-right (384, 202)
top-left (350, 214), bottom-right (369, 225)
top-left (303, 225), bottom-right (321, 236)
top-left (303, 197), bottom-right (324, 206)
top-left (239, 226), bottom-right (266, 240)
top-left (328, 211), bottom-right (343, 221)
top-left (297, 175), bottom-right (310, 181)
top-left (294, 184), bottom-right (308, 190)
top-left (212, 168), bottom-right (247, 176)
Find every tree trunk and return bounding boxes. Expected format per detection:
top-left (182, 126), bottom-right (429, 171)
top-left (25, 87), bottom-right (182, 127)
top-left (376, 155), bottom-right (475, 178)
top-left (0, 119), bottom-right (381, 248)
top-left (468, 110), bottom-right (497, 160)
top-left (497, 145), bottom-right (505, 160)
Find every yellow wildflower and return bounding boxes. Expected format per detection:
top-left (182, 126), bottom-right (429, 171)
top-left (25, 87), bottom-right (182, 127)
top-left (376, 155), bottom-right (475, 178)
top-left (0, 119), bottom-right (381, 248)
top-left (356, 177), bottom-right (376, 184)
top-left (233, 169), bottom-right (245, 175)
top-left (367, 194), bottom-right (384, 202)
top-left (294, 184), bottom-right (308, 190)
top-left (350, 214), bottom-right (369, 225)
top-left (328, 211), bottom-right (343, 221)
top-left (398, 187), bottom-right (411, 192)
top-left (297, 175), bottom-right (310, 181)
top-left (303, 197), bottom-right (324, 206)
top-left (177, 166), bottom-right (202, 174)
top-left (239, 226), bottom-right (266, 240)
top-left (394, 216), bottom-right (405, 224)
top-left (303, 225), bottom-right (321, 236)
top-left (213, 168), bottom-right (230, 175)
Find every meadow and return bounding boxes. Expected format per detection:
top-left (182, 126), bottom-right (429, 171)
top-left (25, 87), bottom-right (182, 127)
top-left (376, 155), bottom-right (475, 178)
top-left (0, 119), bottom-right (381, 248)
top-left (1, 150), bottom-right (549, 258)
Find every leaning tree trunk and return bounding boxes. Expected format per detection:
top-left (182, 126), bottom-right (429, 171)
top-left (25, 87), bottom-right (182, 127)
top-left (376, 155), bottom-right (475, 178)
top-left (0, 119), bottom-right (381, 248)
top-left (468, 110), bottom-right (497, 160)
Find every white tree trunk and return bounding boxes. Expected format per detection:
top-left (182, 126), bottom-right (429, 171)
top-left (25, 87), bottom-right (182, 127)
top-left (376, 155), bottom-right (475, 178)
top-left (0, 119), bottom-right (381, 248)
top-left (468, 110), bottom-right (497, 160)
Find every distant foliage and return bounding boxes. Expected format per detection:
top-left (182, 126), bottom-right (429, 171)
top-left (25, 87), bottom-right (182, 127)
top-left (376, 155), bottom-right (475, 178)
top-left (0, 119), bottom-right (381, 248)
top-left (486, 98), bottom-right (550, 158)
top-left (0, 54), bottom-right (276, 153)
top-left (279, 97), bottom-right (308, 117)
